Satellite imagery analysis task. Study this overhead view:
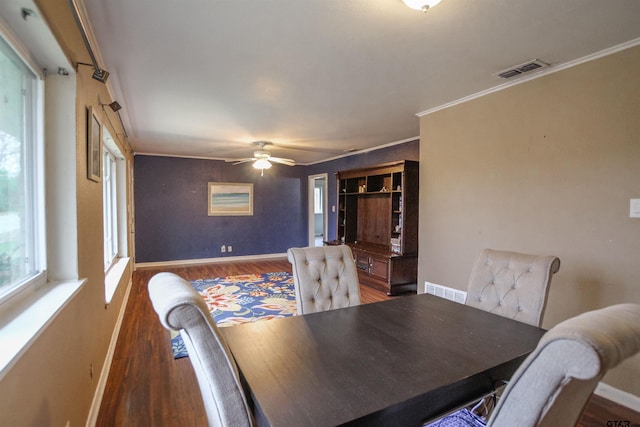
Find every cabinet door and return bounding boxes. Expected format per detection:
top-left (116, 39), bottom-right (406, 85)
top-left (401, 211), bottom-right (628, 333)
top-left (356, 196), bottom-right (391, 246)
top-left (353, 251), bottom-right (370, 272)
top-left (369, 256), bottom-right (389, 281)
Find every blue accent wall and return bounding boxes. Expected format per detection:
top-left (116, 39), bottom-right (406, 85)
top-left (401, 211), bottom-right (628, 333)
top-left (134, 139), bottom-right (418, 262)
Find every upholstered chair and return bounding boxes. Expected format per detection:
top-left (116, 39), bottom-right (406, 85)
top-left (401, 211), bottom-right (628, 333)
top-left (466, 248), bottom-right (561, 327)
top-left (287, 245), bottom-right (361, 315)
top-left (457, 249), bottom-right (561, 422)
top-left (487, 303), bottom-right (640, 427)
top-left (148, 272), bottom-right (254, 427)
top-left (425, 303), bottom-right (640, 427)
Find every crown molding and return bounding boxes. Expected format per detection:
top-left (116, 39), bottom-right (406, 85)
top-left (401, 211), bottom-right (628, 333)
top-left (416, 37), bottom-right (640, 118)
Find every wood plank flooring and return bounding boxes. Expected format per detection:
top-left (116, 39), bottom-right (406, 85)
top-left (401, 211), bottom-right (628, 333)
top-left (96, 258), bottom-right (640, 426)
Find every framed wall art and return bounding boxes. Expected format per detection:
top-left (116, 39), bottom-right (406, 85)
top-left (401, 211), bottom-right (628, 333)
top-left (208, 182), bottom-right (254, 216)
top-left (87, 106), bottom-right (102, 182)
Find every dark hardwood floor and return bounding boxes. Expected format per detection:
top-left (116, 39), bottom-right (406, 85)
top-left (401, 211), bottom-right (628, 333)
top-left (96, 258), bottom-right (640, 426)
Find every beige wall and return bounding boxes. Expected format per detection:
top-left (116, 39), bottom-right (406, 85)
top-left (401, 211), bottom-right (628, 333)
top-left (0, 1), bottom-right (134, 425)
top-left (418, 45), bottom-right (640, 395)
top-left (2, 1), bottom-right (637, 423)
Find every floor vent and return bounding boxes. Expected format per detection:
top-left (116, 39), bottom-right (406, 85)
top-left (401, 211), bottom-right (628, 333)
top-left (424, 282), bottom-right (467, 304)
top-left (497, 59), bottom-right (549, 79)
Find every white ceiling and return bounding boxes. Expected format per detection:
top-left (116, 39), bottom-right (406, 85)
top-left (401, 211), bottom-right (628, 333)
top-left (80, 0), bottom-right (640, 164)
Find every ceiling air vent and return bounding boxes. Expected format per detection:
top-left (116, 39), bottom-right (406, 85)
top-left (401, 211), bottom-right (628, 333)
top-left (497, 59), bottom-right (549, 79)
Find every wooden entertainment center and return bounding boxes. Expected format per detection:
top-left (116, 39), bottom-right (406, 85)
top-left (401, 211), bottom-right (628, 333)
top-left (336, 160), bottom-right (418, 295)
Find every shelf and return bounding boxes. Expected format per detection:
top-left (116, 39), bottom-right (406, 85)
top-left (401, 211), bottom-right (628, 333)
top-left (342, 192), bottom-right (392, 196)
top-left (336, 160), bottom-right (419, 295)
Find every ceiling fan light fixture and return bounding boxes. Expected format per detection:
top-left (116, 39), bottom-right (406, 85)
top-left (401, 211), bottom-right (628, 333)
top-left (402, 0), bottom-right (442, 12)
top-left (253, 158), bottom-right (272, 170)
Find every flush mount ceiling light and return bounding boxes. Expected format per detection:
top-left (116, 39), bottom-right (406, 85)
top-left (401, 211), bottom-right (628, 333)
top-left (402, 0), bottom-right (442, 12)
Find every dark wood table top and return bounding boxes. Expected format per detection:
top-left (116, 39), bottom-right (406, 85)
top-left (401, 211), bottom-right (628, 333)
top-left (221, 293), bottom-right (546, 427)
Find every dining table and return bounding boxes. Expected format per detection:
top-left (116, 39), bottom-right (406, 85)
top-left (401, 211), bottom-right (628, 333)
top-left (221, 293), bottom-right (546, 426)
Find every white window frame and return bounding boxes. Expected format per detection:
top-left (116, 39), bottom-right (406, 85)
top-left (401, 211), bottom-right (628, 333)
top-left (0, 2), bottom-right (90, 380)
top-left (0, 32), bottom-right (46, 305)
top-left (102, 128), bottom-right (128, 303)
top-left (103, 146), bottom-right (118, 270)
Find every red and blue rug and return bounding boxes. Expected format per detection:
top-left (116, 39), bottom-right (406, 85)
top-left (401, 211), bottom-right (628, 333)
top-left (171, 271), bottom-right (296, 358)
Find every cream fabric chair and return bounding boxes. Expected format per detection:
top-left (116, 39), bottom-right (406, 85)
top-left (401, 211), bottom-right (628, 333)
top-left (425, 303), bottom-right (640, 427)
top-left (487, 303), bottom-right (640, 427)
top-left (465, 249), bottom-right (560, 420)
top-left (287, 245), bottom-right (361, 315)
top-left (148, 272), bottom-right (254, 427)
top-left (436, 249), bottom-right (560, 424)
top-left (466, 248), bottom-right (561, 327)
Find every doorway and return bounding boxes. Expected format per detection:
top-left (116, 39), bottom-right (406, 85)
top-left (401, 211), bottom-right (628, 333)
top-left (308, 173), bottom-right (328, 247)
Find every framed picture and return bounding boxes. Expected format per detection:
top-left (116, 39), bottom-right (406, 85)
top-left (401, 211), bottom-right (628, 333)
top-left (87, 106), bottom-right (102, 182)
top-left (208, 182), bottom-right (254, 216)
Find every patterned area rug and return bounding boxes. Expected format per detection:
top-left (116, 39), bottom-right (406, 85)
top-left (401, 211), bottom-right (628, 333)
top-left (423, 409), bottom-right (486, 427)
top-left (171, 271), bottom-right (296, 358)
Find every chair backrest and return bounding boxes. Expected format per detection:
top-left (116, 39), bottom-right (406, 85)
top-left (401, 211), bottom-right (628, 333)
top-left (466, 248), bottom-right (560, 326)
top-left (148, 272), bottom-right (253, 427)
top-left (287, 245), bottom-right (361, 314)
top-left (488, 303), bottom-right (640, 427)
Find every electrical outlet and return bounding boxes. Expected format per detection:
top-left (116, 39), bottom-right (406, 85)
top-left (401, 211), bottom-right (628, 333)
top-left (228, 246), bottom-right (232, 252)
top-left (221, 245), bottom-right (226, 253)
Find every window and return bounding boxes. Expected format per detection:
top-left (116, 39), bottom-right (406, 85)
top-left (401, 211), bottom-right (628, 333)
top-left (102, 128), bottom-right (119, 271)
top-left (0, 3), bottom-right (89, 379)
top-left (0, 36), bottom-right (44, 301)
top-left (314, 186), bottom-right (323, 214)
top-left (102, 127), bottom-right (128, 303)
top-left (103, 149), bottom-right (117, 269)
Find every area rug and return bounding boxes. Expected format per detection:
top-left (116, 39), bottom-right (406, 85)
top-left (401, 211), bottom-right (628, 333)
top-left (171, 271), bottom-right (296, 359)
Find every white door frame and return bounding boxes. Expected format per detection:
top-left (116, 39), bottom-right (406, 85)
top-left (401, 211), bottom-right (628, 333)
top-left (308, 173), bottom-right (328, 246)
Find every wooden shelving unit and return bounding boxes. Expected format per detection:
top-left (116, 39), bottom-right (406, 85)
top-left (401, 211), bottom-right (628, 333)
top-left (336, 160), bottom-right (419, 295)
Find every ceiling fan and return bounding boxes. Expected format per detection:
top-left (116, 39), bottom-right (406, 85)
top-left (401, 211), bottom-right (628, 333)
top-left (227, 141), bottom-right (296, 175)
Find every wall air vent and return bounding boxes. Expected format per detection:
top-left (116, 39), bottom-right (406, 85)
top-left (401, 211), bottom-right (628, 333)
top-left (424, 282), bottom-right (467, 304)
top-left (497, 59), bottom-right (549, 79)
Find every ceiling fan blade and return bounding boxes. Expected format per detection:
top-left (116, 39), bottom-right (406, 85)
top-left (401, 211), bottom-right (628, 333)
top-left (270, 143), bottom-right (345, 154)
top-left (270, 157), bottom-right (296, 166)
top-left (227, 158), bottom-right (255, 165)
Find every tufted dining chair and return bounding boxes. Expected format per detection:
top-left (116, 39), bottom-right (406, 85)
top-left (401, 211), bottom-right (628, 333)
top-left (486, 303), bottom-right (640, 427)
top-left (148, 272), bottom-right (254, 427)
top-left (287, 245), bottom-right (361, 315)
top-left (466, 248), bottom-right (561, 327)
top-left (425, 303), bottom-right (640, 427)
top-left (457, 249), bottom-right (561, 422)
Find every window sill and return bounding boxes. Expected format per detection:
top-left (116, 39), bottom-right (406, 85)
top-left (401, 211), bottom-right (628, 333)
top-left (0, 278), bottom-right (86, 381)
top-left (105, 257), bottom-right (130, 305)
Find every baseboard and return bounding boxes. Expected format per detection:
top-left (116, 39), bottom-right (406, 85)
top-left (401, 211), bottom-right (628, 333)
top-left (134, 253), bottom-right (288, 270)
top-left (85, 277), bottom-right (134, 427)
top-left (595, 382), bottom-right (640, 412)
